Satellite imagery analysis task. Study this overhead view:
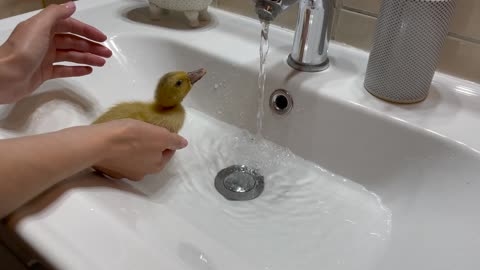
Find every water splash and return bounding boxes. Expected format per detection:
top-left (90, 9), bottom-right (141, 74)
top-left (256, 21), bottom-right (270, 138)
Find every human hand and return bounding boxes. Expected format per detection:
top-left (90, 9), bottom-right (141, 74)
top-left (94, 119), bottom-right (189, 181)
top-left (0, 1), bottom-right (112, 103)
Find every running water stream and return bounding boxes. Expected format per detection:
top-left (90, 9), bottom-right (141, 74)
top-left (256, 21), bottom-right (270, 138)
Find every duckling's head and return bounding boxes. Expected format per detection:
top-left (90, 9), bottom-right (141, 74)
top-left (154, 68), bottom-right (207, 108)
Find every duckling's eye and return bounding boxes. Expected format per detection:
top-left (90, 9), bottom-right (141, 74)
top-left (175, 80), bottom-right (183, 87)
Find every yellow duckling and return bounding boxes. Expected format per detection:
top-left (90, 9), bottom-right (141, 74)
top-left (93, 68), bottom-right (206, 133)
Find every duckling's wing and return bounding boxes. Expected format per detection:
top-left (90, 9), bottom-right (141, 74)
top-left (147, 105), bottom-right (186, 133)
top-left (93, 102), bottom-right (152, 124)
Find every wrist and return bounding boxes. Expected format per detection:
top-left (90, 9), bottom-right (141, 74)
top-left (56, 124), bottom-right (120, 166)
top-left (0, 42), bottom-right (27, 104)
top-left (91, 120), bottom-right (136, 162)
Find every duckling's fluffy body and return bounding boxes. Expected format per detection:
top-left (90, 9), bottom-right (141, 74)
top-left (93, 69), bottom-right (206, 133)
top-left (93, 102), bottom-right (185, 133)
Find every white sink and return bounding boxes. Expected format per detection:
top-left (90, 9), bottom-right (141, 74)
top-left (2, 1), bottom-right (480, 269)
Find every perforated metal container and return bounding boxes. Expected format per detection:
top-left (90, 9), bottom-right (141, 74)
top-left (364, 0), bottom-right (456, 103)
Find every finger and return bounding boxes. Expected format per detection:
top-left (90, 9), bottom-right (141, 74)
top-left (56, 17), bottom-right (108, 42)
top-left (129, 175), bottom-right (145, 182)
top-left (3, 2), bottom-right (76, 57)
top-left (32, 2), bottom-right (76, 31)
top-left (55, 34), bottom-right (112, 57)
top-left (55, 50), bottom-right (106, 66)
top-left (93, 165), bottom-right (144, 182)
top-left (51, 65), bottom-right (92, 79)
top-left (93, 166), bottom-right (124, 180)
top-left (155, 150), bottom-right (176, 172)
top-left (162, 149), bottom-right (176, 165)
top-left (161, 132), bottom-right (188, 150)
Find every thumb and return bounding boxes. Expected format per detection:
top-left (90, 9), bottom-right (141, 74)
top-left (33, 2), bottom-right (76, 28)
top-left (163, 133), bottom-right (189, 150)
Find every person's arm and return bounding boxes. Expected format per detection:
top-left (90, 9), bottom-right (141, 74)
top-left (0, 2), bottom-right (112, 103)
top-left (0, 125), bottom-right (109, 217)
top-left (0, 2), bottom-right (189, 217)
top-left (0, 119), bottom-right (188, 218)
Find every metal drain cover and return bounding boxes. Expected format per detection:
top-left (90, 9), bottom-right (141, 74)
top-left (215, 165), bottom-right (264, 201)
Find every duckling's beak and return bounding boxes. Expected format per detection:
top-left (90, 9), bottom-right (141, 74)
top-left (187, 68), bottom-right (207, 85)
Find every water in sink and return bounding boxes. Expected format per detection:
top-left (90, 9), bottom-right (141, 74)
top-left (131, 107), bottom-right (392, 270)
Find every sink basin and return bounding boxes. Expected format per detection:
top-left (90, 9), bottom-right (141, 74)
top-left (1, 1), bottom-right (480, 269)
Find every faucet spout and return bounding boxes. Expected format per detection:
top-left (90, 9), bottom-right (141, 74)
top-left (254, 0), bottom-right (334, 72)
top-left (254, 0), bottom-right (298, 22)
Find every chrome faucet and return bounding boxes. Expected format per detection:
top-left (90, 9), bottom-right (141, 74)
top-left (254, 0), bottom-right (334, 72)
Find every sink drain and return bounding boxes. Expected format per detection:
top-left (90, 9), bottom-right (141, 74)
top-left (270, 89), bottom-right (293, 115)
top-left (215, 165), bottom-right (264, 201)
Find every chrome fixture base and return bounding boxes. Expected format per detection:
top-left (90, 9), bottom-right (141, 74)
top-left (287, 54), bottom-right (330, 72)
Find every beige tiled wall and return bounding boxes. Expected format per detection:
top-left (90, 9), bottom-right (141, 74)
top-left (337, 0), bottom-right (480, 83)
top-left (2, 0), bottom-right (478, 82)
top-left (216, 0), bottom-right (480, 83)
top-left (0, 0), bottom-right (70, 20)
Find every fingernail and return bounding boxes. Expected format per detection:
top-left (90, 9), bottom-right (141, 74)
top-left (180, 138), bottom-right (188, 148)
top-left (102, 47), bottom-right (113, 57)
top-left (62, 1), bottom-right (76, 9)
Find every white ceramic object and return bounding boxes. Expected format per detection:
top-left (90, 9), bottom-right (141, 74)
top-left (148, 0), bottom-right (212, 27)
top-left (1, 1), bottom-right (480, 269)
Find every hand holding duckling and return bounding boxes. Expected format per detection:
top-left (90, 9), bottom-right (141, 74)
top-left (94, 68), bottom-right (206, 133)
top-left (93, 69), bottom-right (206, 179)
top-left (93, 119), bottom-right (188, 181)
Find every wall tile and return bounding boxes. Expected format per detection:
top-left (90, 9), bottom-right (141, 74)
top-left (218, 0), bottom-right (298, 29)
top-left (0, 0), bottom-right (42, 20)
top-left (341, 0), bottom-right (480, 42)
top-left (328, 0), bottom-right (480, 82)
top-left (449, 1), bottom-right (480, 41)
top-left (0, 0), bottom-right (71, 20)
top-left (1, 0), bottom-right (478, 83)
top-left (342, 0), bottom-right (380, 14)
top-left (438, 36), bottom-right (480, 82)
top-left (334, 9), bottom-right (376, 51)
top-left (334, 7), bottom-right (480, 82)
